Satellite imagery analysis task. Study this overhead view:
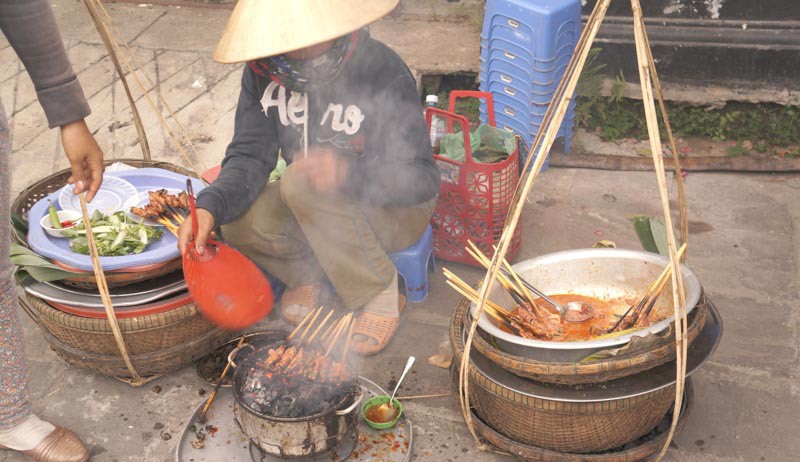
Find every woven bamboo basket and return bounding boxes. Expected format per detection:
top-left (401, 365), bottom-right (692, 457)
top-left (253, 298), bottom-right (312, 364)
top-left (11, 159), bottom-right (194, 289)
top-left (467, 380), bottom-right (694, 462)
top-left (22, 294), bottom-right (218, 356)
top-left (471, 295), bottom-right (708, 385)
top-left (39, 322), bottom-right (231, 379)
top-left (451, 297), bottom-right (678, 453)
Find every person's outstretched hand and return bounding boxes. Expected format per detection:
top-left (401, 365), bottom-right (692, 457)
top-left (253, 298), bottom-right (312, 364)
top-left (60, 119), bottom-right (104, 202)
top-left (179, 208), bottom-right (215, 257)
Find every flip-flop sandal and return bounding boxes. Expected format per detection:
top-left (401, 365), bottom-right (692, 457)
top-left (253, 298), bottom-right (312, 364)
top-left (349, 295), bottom-right (406, 356)
top-left (280, 284), bottom-right (321, 325)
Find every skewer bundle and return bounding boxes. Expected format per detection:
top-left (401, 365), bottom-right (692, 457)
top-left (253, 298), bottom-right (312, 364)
top-left (130, 189), bottom-right (189, 237)
top-left (607, 243), bottom-right (687, 334)
top-left (257, 308), bottom-right (355, 386)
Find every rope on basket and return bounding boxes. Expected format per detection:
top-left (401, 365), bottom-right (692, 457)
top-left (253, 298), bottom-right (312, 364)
top-left (83, 0), bottom-right (210, 180)
top-left (456, 1), bottom-right (691, 460)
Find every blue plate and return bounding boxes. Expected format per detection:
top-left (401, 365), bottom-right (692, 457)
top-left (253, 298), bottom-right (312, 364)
top-left (27, 168), bottom-right (205, 271)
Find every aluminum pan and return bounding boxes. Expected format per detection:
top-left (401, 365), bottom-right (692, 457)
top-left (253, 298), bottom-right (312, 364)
top-left (469, 248), bottom-right (702, 362)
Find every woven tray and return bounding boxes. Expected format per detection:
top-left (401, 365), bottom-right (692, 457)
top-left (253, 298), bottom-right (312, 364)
top-left (22, 294), bottom-right (217, 356)
top-left (450, 297), bottom-right (678, 454)
top-left (11, 159), bottom-right (194, 289)
top-left (469, 380), bottom-right (694, 462)
top-left (471, 295), bottom-right (708, 385)
top-left (39, 322), bottom-right (232, 380)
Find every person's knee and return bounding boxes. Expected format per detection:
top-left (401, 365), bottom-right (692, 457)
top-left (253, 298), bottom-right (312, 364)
top-left (280, 164), bottom-right (314, 209)
top-left (220, 214), bottom-right (252, 249)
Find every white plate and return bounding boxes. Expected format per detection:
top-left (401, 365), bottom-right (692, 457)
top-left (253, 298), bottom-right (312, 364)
top-left (58, 175), bottom-right (138, 215)
top-left (122, 188), bottom-right (184, 225)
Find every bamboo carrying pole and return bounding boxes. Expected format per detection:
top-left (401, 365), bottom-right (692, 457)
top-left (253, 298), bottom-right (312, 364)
top-left (455, 1), bottom-right (690, 460)
top-left (83, 0), bottom-right (150, 161)
top-left (458, 0), bottom-right (613, 448)
top-left (78, 196), bottom-right (146, 386)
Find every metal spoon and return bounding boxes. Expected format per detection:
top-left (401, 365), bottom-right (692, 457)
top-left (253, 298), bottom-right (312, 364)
top-left (378, 356), bottom-right (415, 420)
top-left (505, 270), bottom-right (594, 322)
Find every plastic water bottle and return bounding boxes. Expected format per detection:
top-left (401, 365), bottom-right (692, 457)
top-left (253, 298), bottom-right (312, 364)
top-left (425, 94), bottom-right (445, 154)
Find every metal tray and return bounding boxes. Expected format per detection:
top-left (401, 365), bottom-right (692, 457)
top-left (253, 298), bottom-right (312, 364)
top-left (469, 248), bottom-right (703, 362)
top-left (19, 274), bottom-right (186, 308)
top-left (176, 377), bottom-right (413, 462)
top-left (467, 298), bottom-right (722, 402)
top-left (43, 270), bottom-right (185, 297)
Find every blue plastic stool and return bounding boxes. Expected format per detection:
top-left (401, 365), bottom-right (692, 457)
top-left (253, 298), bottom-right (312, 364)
top-left (389, 224), bottom-right (435, 303)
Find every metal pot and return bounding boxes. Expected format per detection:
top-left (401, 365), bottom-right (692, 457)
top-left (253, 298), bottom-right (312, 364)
top-left (469, 248), bottom-right (702, 362)
top-left (229, 343), bottom-right (362, 458)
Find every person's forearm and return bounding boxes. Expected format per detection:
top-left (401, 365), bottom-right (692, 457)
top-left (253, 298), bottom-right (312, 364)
top-left (0, 0), bottom-right (90, 127)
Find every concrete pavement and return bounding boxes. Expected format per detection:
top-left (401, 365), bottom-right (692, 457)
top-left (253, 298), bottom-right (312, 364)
top-left (1, 1), bottom-right (798, 461)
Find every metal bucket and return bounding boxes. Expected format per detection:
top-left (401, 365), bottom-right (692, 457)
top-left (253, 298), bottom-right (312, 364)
top-left (229, 344), bottom-right (362, 458)
top-left (469, 248), bottom-right (702, 362)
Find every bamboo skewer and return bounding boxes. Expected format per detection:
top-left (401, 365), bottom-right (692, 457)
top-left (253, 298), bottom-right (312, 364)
top-left (324, 313), bottom-right (352, 357)
top-left (607, 243), bottom-right (687, 333)
top-left (305, 309), bottom-right (335, 345)
top-left (396, 393), bottom-right (451, 401)
top-left (199, 334), bottom-right (246, 421)
top-left (320, 316), bottom-right (343, 344)
top-left (288, 309), bottom-right (317, 341)
top-left (298, 307), bottom-right (324, 342)
top-left (341, 319), bottom-right (357, 363)
top-left (466, 242), bottom-right (549, 319)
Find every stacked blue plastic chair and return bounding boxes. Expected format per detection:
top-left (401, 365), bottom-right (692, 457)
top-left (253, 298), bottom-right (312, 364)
top-left (479, 0), bottom-right (581, 169)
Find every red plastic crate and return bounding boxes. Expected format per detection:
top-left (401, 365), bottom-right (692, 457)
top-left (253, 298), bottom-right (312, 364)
top-left (426, 91), bottom-right (522, 266)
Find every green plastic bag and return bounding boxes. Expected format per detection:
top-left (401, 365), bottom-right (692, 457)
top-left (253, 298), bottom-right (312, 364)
top-left (439, 125), bottom-right (516, 164)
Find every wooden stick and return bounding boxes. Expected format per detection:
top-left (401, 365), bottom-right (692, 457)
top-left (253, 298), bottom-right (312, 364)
top-left (288, 308), bottom-right (316, 341)
top-left (608, 243), bottom-right (687, 332)
top-left (297, 307), bottom-right (323, 343)
top-left (320, 315), bottom-right (344, 344)
top-left (341, 318), bottom-right (357, 363)
top-left (442, 268), bottom-right (512, 317)
top-left (305, 309), bottom-right (334, 345)
top-left (199, 334), bottom-right (245, 420)
top-left (78, 195), bottom-right (143, 384)
top-left (325, 313), bottom-right (351, 357)
top-left (465, 242), bottom-right (519, 295)
top-left (444, 281), bottom-right (508, 321)
top-left (396, 393), bottom-right (450, 401)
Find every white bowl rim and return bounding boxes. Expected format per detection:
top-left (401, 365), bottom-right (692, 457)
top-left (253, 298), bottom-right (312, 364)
top-left (40, 210), bottom-right (83, 230)
top-left (469, 248), bottom-right (702, 350)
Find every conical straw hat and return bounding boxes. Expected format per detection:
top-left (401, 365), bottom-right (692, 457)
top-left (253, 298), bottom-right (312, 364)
top-left (213, 0), bottom-right (400, 64)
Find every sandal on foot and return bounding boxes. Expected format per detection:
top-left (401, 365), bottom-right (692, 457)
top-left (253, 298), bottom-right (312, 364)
top-left (280, 284), bottom-right (321, 325)
top-left (349, 296), bottom-right (406, 356)
top-left (0, 427), bottom-right (90, 462)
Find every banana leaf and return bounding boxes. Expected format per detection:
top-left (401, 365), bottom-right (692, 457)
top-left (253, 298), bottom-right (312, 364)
top-left (10, 244), bottom-right (83, 282)
top-left (629, 215), bottom-right (669, 255)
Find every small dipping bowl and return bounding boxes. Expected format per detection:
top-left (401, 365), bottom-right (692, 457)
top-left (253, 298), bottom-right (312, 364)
top-left (361, 395), bottom-right (403, 430)
top-left (40, 210), bottom-right (83, 238)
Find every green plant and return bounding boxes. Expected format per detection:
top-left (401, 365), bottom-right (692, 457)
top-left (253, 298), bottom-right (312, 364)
top-left (726, 141), bottom-right (748, 157)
